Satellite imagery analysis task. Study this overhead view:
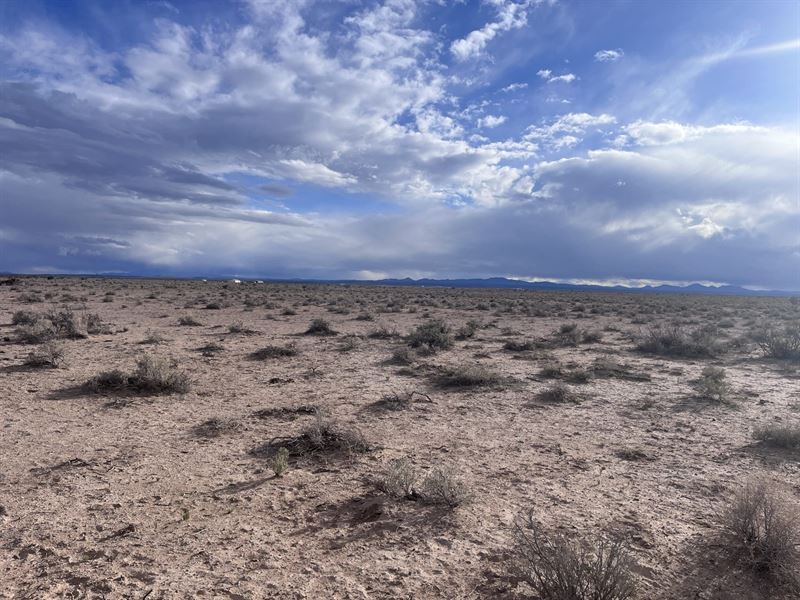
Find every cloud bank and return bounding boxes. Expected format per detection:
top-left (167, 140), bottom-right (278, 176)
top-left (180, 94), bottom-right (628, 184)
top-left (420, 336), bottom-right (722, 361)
top-left (0, 0), bottom-right (797, 289)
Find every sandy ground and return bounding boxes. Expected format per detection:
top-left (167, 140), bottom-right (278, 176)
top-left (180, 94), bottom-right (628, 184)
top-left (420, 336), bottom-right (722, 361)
top-left (0, 277), bottom-right (798, 599)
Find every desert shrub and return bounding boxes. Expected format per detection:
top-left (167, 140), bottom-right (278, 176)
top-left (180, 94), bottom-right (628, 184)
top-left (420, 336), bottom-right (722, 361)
top-left (512, 513), bottom-right (636, 600)
top-left (178, 315), bottom-right (202, 326)
top-left (455, 319), bottom-right (481, 340)
top-left (693, 366), bottom-right (731, 402)
top-left (85, 313), bottom-right (111, 334)
top-left (614, 447), bottom-right (650, 462)
top-left (305, 318), bottom-right (337, 336)
top-left (355, 312), bottom-right (374, 321)
top-left (407, 319), bottom-right (453, 352)
top-left (582, 330), bottom-right (603, 344)
top-left (87, 369), bottom-right (128, 393)
top-left (555, 322), bottom-right (582, 346)
top-left (282, 307), bottom-right (297, 316)
top-left (205, 301), bottom-right (221, 310)
top-left (753, 424), bottom-right (800, 450)
top-left (14, 308), bottom-right (100, 343)
top-left (419, 466), bottom-right (471, 507)
top-left (377, 458), bottom-right (417, 499)
top-left (46, 308), bottom-right (88, 339)
top-left (754, 325), bottom-right (800, 361)
top-left (140, 329), bottom-right (167, 345)
top-left (387, 346), bottom-right (415, 365)
top-left (272, 447), bottom-right (290, 476)
top-left (723, 479), bottom-right (799, 584)
top-left (129, 355), bottom-right (191, 394)
top-left (539, 363), bottom-right (591, 384)
top-left (368, 324), bottom-right (399, 339)
top-left (434, 364), bottom-right (503, 388)
top-left (16, 320), bottom-right (57, 343)
top-left (11, 310), bottom-right (39, 325)
top-left (24, 341), bottom-right (66, 368)
top-left (18, 292), bottom-right (43, 303)
top-left (192, 418), bottom-right (242, 438)
top-left (504, 339), bottom-right (536, 352)
top-left (290, 414), bottom-right (368, 456)
top-left (337, 335), bottom-right (359, 352)
top-left (590, 358), bottom-right (651, 382)
top-left (89, 355), bottom-right (190, 395)
top-left (539, 363), bottom-right (566, 379)
top-left (228, 321), bottom-right (258, 335)
top-left (198, 342), bottom-right (224, 356)
top-left (373, 390), bottom-right (432, 411)
top-left (536, 383), bottom-right (579, 404)
top-left (636, 324), bottom-right (720, 358)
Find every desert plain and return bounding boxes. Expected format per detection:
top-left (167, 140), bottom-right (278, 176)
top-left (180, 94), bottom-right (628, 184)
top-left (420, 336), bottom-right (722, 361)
top-left (0, 276), bottom-right (798, 599)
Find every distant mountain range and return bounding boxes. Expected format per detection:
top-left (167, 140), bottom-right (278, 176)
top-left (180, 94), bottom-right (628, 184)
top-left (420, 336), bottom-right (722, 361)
top-left (5, 273), bottom-right (798, 297)
top-left (323, 277), bottom-right (798, 297)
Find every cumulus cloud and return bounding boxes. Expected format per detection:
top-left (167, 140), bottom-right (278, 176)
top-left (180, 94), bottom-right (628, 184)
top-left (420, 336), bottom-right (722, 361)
top-left (594, 48), bottom-right (624, 62)
top-left (478, 114), bottom-right (508, 128)
top-left (524, 113), bottom-right (616, 149)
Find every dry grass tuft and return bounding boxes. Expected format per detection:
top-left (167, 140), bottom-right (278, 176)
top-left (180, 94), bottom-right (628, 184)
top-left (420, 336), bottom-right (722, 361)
top-left (433, 364), bottom-right (504, 388)
top-left (418, 466), bottom-right (472, 507)
top-left (250, 344), bottom-right (298, 360)
top-left (752, 423), bottom-right (800, 450)
top-left (192, 418), bottom-right (242, 438)
top-left (536, 383), bottom-right (580, 404)
top-left (376, 458), bottom-right (418, 499)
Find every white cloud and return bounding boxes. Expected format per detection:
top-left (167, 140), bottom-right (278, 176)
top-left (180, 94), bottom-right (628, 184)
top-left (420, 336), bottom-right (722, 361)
top-left (278, 160), bottom-right (356, 187)
top-left (594, 48), bottom-right (624, 62)
top-left (537, 69), bottom-right (576, 83)
top-left (450, 1), bottom-right (535, 61)
top-left (501, 82), bottom-right (528, 92)
top-left (478, 114), bottom-right (508, 128)
top-left (524, 113), bottom-right (616, 148)
top-left (623, 120), bottom-right (764, 146)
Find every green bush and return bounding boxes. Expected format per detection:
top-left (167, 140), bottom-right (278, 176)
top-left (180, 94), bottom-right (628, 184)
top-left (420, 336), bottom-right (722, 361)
top-left (407, 319), bottom-right (453, 352)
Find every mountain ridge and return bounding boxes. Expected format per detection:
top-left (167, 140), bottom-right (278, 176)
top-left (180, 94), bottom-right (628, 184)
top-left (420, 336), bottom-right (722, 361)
top-left (5, 273), bottom-right (797, 297)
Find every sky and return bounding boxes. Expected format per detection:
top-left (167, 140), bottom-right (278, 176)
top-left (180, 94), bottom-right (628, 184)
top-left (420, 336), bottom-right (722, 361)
top-left (0, 0), bottom-right (798, 289)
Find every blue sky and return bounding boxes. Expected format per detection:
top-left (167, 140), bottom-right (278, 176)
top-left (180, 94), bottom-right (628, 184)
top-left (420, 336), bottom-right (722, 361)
top-left (0, 0), bottom-right (798, 288)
